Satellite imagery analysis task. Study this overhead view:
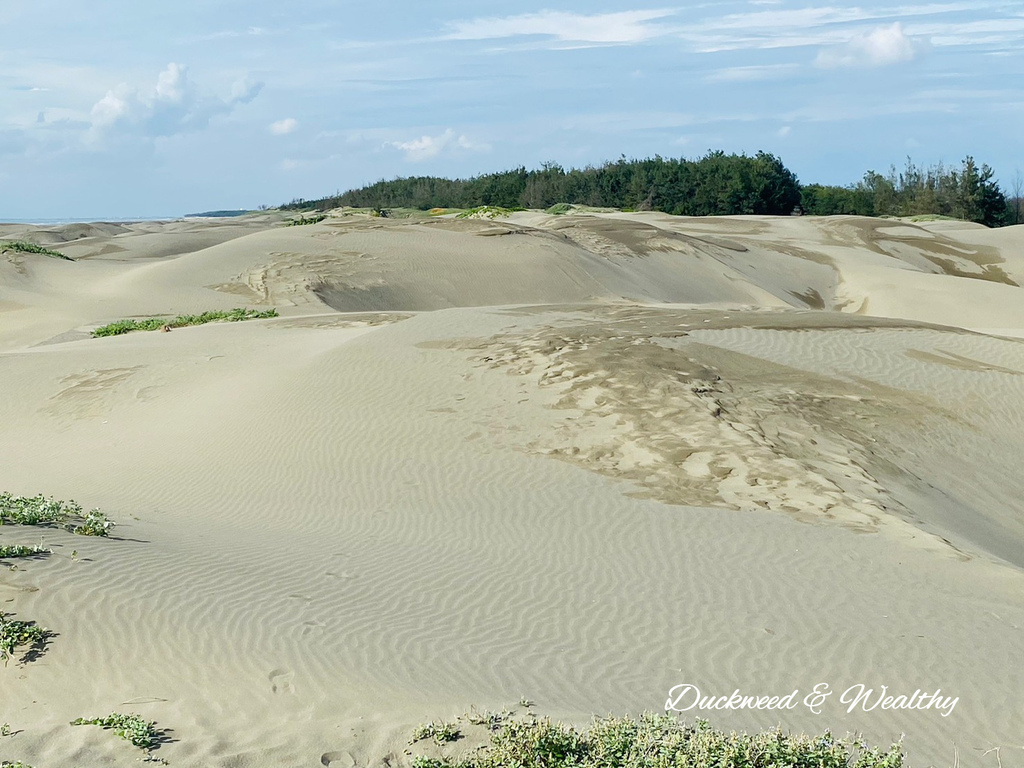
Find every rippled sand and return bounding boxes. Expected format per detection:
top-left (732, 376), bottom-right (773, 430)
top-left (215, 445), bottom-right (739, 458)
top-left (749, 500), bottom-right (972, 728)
top-left (1, 211), bottom-right (1022, 766)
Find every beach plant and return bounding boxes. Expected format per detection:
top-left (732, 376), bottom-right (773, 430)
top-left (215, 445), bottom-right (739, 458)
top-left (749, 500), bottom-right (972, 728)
top-left (1, 762), bottom-right (33, 768)
top-left (0, 493), bottom-right (114, 536)
top-left (71, 713), bottom-right (163, 750)
top-left (0, 613), bottom-right (50, 665)
top-left (0, 544), bottom-right (50, 560)
top-left (455, 206), bottom-right (525, 220)
top-left (287, 214), bottom-right (326, 226)
top-left (409, 713), bottom-right (906, 768)
top-left (411, 721), bottom-right (461, 745)
top-left (545, 203), bottom-right (574, 215)
top-left (92, 307), bottom-right (278, 337)
top-left (0, 240), bottom-right (73, 261)
top-left (464, 708), bottom-right (513, 731)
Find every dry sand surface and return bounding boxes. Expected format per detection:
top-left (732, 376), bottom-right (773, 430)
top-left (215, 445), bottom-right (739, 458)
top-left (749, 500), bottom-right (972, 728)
top-left (1, 211), bottom-right (1022, 767)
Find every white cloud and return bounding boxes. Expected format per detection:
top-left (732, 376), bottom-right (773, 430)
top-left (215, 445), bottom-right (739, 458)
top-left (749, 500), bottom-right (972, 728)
top-left (270, 118), bottom-right (299, 135)
top-left (230, 77), bottom-right (264, 105)
top-left (447, 10), bottom-right (674, 44)
top-left (677, 4), bottom-right (980, 54)
top-left (87, 63), bottom-right (263, 142)
top-left (777, 126), bottom-right (792, 137)
top-left (706, 64), bottom-right (801, 82)
top-left (816, 22), bottom-right (916, 68)
top-left (386, 129), bottom-right (489, 161)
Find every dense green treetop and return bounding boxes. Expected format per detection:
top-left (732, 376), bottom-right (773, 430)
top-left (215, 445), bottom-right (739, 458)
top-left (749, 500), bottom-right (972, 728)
top-left (282, 153), bottom-right (1014, 227)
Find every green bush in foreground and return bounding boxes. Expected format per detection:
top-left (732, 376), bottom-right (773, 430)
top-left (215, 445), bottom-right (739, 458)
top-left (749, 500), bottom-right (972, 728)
top-left (71, 713), bottom-right (163, 750)
top-left (0, 492), bottom-right (114, 536)
top-left (0, 240), bottom-right (73, 260)
top-left (93, 307), bottom-right (279, 337)
top-left (0, 612), bottom-right (50, 665)
top-left (411, 714), bottom-right (904, 768)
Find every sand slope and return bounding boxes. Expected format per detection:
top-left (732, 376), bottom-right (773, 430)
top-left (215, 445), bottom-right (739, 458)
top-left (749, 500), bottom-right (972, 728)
top-left (1, 212), bottom-right (1023, 767)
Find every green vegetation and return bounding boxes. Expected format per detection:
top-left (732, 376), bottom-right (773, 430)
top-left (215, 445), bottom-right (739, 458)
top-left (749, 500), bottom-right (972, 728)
top-left (411, 721), bottom-right (462, 745)
top-left (0, 613), bottom-right (50, 665)
top-left (455, 206), bottom-right (525, 219)
top-left (464, 709), bottom-right (513, 731)
top-left (410, 714), bottom-right (905, 768)
top-left (802, 157), bottom-right (1011, 227)
top-left (71, 713), bottom-right (163, 750)
top-left (282, 153), bottom-right (803, 217)
top-left (1, 762), bottom-right (33, 768)
top-left (0, 492), bottom-right (114, 537)
top-left (0, 544), bottom-right (50, 560)
top-left (545, 203), bottom-right (575, 215)
top-left (282, 152), bottom-right (1019, 227)
top-left (286, 214), bottom-right (326, 226)
top-left (0, 240), bottom-right (73, 260)
top-left (92, 307), bottom-right (279, 337)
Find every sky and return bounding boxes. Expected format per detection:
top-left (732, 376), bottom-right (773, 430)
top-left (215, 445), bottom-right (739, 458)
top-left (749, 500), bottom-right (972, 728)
top-left (2, 1), bottom-right (1023, 218)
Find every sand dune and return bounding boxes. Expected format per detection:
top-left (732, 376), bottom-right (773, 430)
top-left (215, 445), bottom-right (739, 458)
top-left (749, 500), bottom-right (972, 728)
top-left (1, 211), bottom-right (1022, 767)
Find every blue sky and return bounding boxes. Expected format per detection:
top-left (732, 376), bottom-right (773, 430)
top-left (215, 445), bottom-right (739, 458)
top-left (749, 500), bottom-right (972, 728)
top-left (2, 1), bottom-right (1023, 218)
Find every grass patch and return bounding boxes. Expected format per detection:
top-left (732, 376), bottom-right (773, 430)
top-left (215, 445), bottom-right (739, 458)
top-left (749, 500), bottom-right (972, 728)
top-left (0, 612), bottom-right (51, 665)
top-left (411, 721), bottom-right (462, 745)
top-left (464, 709), bottom-right (514, 731)
top-left (93, 307), bottom-right (279, 337)
top-left (455, 206), bottom-right (525, 220)
top-left (287, 214), bottom-right (326, 226)
top-left (410, 714), bottom-right (905, 768)
top-left (71, 713), bottom-right (164, 751)
top-left (545, 203), bottom-right (575, 215)
top-left (0, 493), bottom-right (114, 536)
top-left (0, 544), bottom-right (50, 560)
top-left (0, 240), bottom-right (73, 261)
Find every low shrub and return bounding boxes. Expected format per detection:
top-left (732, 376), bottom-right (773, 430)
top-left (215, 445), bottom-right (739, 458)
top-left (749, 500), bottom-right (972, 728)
top-left (0, 240), bottom-right (73, 260)
top-left (93, 307), bottom-right (278, 337)
top-left (545, 203), bottom-right (575, 215)
top-left (0, 544), bottom-right (50, 559)
top-left (71, 713), bottom-right (163, 750)
top-left (287, 214), bottom-right (326, 226)
top-left (410, 713), bottom-right (905, 768)
top-left (0, 613), bottom-right (50, 664)
top-left (455, 206), bottom-right (525, 220)
top-left (0, 493), bottom-right (114, 537)
top-left (411, 721), bottom-right (461, 745)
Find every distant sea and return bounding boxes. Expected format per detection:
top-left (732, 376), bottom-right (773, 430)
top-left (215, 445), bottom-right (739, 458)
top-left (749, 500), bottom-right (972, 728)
top-left (1, 216), bottom-right (182, 226)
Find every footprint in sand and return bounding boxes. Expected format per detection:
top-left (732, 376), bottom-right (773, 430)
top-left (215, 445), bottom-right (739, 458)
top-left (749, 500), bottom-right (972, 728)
top-left (268, 668), bottom-right (295, 694)
top-left (321, 751), bottom-right (356, 767)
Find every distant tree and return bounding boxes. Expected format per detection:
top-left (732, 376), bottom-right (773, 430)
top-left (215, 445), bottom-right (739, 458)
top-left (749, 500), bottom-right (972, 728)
top-left (955, 157), bottom-right (1007, 227)
top-left (1009, 170), bottom-right (1023, 226)
top-left (279, 153), bottom-right (1011, 226)
top-left (800, 185), bottom-right (874, 216)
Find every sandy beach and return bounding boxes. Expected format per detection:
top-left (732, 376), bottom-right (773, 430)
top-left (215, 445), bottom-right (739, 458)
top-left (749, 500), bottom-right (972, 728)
top-left (1, 210), bottom-right (1022, 767)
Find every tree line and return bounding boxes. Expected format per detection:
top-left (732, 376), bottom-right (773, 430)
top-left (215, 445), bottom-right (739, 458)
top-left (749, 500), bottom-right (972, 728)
top-left (802, 157), bottom-right (1018, 227)
top-left (282, 153), bottom-right (1020, 228)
